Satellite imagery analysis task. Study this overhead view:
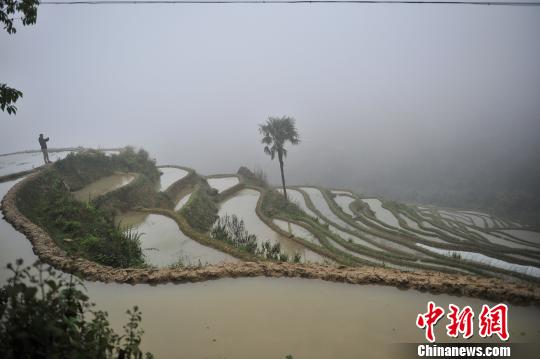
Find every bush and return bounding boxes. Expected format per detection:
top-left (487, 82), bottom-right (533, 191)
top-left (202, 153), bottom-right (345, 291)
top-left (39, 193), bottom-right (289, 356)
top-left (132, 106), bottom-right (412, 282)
top-left (211, 214), bottom-right (258, 253)
top-left (0, 260), bottom-right (153, 359)
top-left (181, 181), bottom-right (219, 232)
top-left (237, 166), bottom-right (268, 188)
top-left (55, 147), bottom-right (160, 191)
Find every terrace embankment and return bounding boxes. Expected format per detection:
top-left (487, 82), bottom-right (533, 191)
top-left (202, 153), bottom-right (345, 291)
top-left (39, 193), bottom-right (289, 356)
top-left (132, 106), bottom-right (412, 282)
top-left (2, 172), bottom-right (540, 305)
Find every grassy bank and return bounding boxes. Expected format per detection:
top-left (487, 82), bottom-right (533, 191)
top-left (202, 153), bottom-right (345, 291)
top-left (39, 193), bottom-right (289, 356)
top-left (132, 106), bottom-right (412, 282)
top-left (14, 148), bottom-right (168, 268)
top-left (16, 169), bottom-right (145, 268)
top-left (55, 147), bottom-right (160, 190)
top-left (180, 179), bottom-right (220, 232)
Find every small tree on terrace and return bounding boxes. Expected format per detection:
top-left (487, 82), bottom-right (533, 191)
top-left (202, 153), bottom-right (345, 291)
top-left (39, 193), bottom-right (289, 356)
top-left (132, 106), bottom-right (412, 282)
top-left (258, 116), bottom-right (300, 200)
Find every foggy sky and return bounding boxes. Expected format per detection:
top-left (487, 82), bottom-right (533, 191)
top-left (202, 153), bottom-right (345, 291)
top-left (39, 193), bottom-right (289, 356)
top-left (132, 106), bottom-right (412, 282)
top-left (1, 3), bottom-right (540, 197)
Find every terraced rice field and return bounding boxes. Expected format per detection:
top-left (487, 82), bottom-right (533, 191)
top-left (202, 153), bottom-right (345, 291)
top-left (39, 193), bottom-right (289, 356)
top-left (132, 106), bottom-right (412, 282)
top-left (272, 186), bottom-right (540, 281)
top-left (2, 150), bottom-right (540, 358)
top-left (2, 149), bottom-right (540, 283)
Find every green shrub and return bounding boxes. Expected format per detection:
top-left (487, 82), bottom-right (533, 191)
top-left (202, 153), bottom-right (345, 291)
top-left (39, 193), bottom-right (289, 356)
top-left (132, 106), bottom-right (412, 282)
top-left (55, 147), bottom-right (160, 191)
top-left (261, 189), bottom-right (305, 219)
top-left (0, 260), bottom-right (153, 359)
top-left (237, 166), bottom-right (268, 188)
top-left (181, 181), bottom-right (219, 232)
top-left (211, 214), bottom-right (258, 253)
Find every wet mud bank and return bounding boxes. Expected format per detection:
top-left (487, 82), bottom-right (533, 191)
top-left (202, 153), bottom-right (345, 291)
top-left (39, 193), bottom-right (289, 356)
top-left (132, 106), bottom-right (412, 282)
top-left (2, 173), bottom-right (540, 304)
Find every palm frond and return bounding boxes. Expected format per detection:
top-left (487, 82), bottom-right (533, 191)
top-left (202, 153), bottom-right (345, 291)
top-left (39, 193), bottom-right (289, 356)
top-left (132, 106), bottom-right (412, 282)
top-left (259, 116), bottom-right (299, 160)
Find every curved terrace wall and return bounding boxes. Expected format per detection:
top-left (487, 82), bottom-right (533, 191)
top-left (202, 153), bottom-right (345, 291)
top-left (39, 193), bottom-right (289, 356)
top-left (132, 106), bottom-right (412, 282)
top-left (2, 171), bottom-right (540, 305)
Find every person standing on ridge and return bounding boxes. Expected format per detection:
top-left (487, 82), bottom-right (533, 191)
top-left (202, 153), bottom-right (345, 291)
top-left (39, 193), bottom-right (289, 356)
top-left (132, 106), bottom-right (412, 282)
top-left (38, 133), bottom-right (51, 164)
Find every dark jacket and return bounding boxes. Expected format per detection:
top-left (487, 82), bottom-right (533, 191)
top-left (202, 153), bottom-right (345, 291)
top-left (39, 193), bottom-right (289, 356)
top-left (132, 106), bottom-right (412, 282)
top-left (38, 136), bottom-right (49, 149)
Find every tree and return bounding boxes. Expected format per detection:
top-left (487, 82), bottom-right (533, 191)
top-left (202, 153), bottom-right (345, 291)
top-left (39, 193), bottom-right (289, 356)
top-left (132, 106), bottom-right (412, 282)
top-left (1, 0), bottom-right (40, 115)
top-left (0, 84), bottom-right (23, 115)
top-left (259, 116), bottom-right (300, 200)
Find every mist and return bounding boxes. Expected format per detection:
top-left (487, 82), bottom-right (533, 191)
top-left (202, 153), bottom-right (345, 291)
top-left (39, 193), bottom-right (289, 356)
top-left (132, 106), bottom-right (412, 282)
top-left (2, 3), bottom-right (540, 222)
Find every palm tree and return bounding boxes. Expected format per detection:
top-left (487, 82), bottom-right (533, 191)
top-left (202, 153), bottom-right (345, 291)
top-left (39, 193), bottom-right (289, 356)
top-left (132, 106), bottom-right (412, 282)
top-left (259, 116), bottom-right (300, 200)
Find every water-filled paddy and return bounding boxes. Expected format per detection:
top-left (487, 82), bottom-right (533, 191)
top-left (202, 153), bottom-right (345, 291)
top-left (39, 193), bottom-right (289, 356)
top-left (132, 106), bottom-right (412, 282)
top-left (327, 223), bottom-right (384, 251)
top-left (333, 194), bottom-right (355, 217)
top-left (501, 230), bottom-right (540, 244)
top-left (0, 151), bottom-right (72, 176)
top-left (468, 228), bottom-right (539, 251)
top-left (362, 198), bottom-right (400, 228)
top-left (278, 188), bottom-right (319, 219)
top-left (174, 192), bottom-right (192, 211)
top-left (158, 167), bottom-right (188, 191)
top-left (116, 212), bottom-right (238, 267)
top-left (273, 219), bottom-right (320, 245)
top-left (72, 172), bottom-right (136, 202)
top-left (397, 213), bottom-right (448, 243)
top-left (300, 187), bottom-right (357, 231)
top-left (218, 189), bottom-right (327, 263)
top-left (417, 244), bottom-right (540, 278)
top-left (207, 176), bottom-right (239, 193)
top-left (459, 212), bottom-right (489, 228)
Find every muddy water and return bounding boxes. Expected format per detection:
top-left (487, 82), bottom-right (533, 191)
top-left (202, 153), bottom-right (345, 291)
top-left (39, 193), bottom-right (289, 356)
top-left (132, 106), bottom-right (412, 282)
top-left (88, 278), bottom-right (540, 359)
top-left (158, 167), bottom-right (188, 191)
top-left (1, 179), bottom-right (540, 358)
top-left (116, 212), bottom-right (238, 267)
top-left (0, 151), bottom-right (72, 177)
top-left (0, 178), bottom-right (36, 283)
top-left (207, 176), bottom-right (239, 193)
top-left (72, 172), bottom-right (136, 202)
top-left (218, 189), bottom-right (326, 262)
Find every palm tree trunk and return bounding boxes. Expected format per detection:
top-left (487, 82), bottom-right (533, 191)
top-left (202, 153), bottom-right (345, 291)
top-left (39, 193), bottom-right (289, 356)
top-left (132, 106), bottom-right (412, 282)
top-left (278, 152), bottom-right (287, 200)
